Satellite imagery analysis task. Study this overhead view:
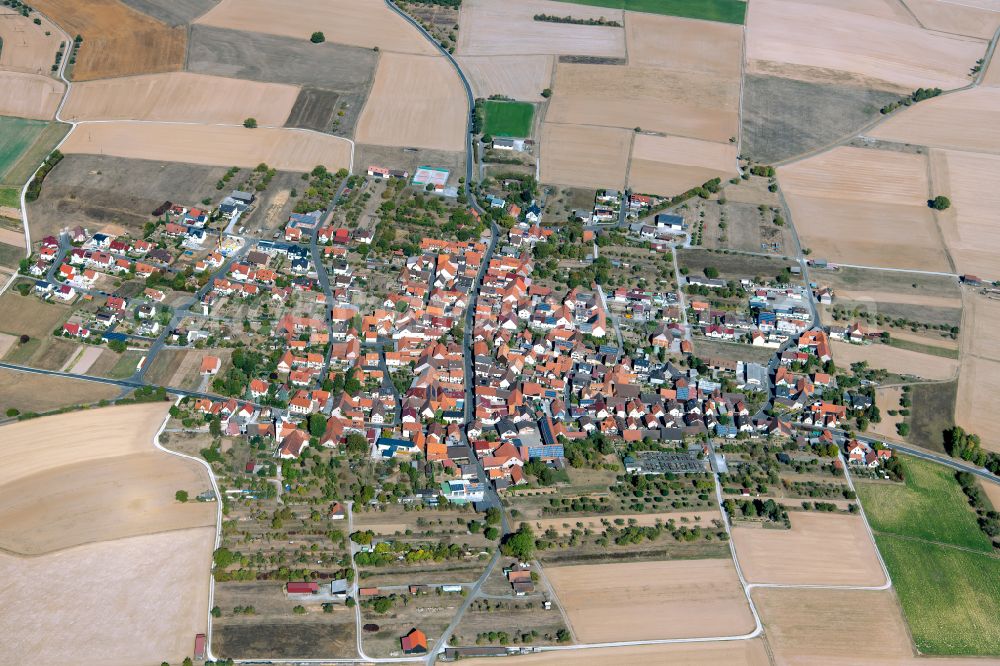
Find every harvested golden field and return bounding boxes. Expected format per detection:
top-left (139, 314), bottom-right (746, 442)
top-left (457, 55), bottom-right (554, 102)
top-left (457, 0), bottom-right (625, 58)
top-left (0, 527), bottom-right (213, 665)
top-left (836, 289), bottom-right (960, 310)
top-left (61, 122), bottom-right (352, 172)
top-left (747, 0), bottom-right (985, 92)
top-left (625, 12), bottom-right (742, 75)
top-left (0, 10), bottom-right (63, 75)
top-left (956, 293), bottom-right (1000, 451)
top-left (779, 147), bottom-right (951, 271)
top-left (832, 340), bottom-right (957, 379)
top-left (62, 72), bottom-right (299, 126)
top-left (459, 640), bottom-right (771, 666)
top-left (628, 134), bottom-right (737, 197)
top-left (539, 123), bottom-right (631, 189)
top-left (545, 559), bottom-right (755, 642)
top-left (982, 478), bottom-right (1000, 509)
top-left (934, 149), bottom-right (1000, 279)
top-left (196, 0), bottom-right (437, 55)
top-left (753, 587), bottom-right (918, 665)
top-left (0, 289), bottom-right (70, 337)
top-left (546, 63), bottom-right (738, 142)
top-left (0, 368), bottom-right (119, 415)
top-left (871, 87), bottom-right (1000, 153)
top-left (732, 513), bottom-right (886, 586)
top-left (900, 0), bottom-right (1000, 40)
top-left (355, 53), bottom-right (466, 152)
top-left (30, 0), bottom-right (186, 81)
top-left (0, 71), bottom-right (63, 119)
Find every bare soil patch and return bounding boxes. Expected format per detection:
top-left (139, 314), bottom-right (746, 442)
top-left (459, 640), bottom-right (770, 665)
top-left (0, 527), bottom-right (213, 665)
top-left (742, 74), bottom-right (897, 163)
top-left (0, 71), bottom-right (63, 120)
top-left (457, 0), bottom-right (625, 58)
top-left (63, 72), bottom-right (299, 126)
top-left (871, 87), bottom-right (1000, 154)
top-left (119, 0), bottom-right (217, 26)
top-left (547, 63), bottom-right (738, 142)
top-left (732, 512), bottom-right (885, 586)
top-left (0, 367), bottom-right (119, 415)
top-left (61, 122), bottom-right (352, 172)
top-left (355, 53), bottom-right (466, 152)
top-left (545, 558), bottom-right (755, 642)
top-left (779, 147), bottom-right (951, 271)
top-left (195, 0), bottom-right (436, 55)
top-left (628, 134), bottom-right (736, 197)
top-left (284, 87), bottom-right (341, 133)
top-left (0, 10), bottom-right (63, 75)
top-left (832, 340), bottom-right (957, 379)
top-left (457, 55), bottom-right (554, 102)
top-left (746, 0), bottom-right (985, 92)
top-left (539, 123), bottom-right (631, 189)
top-left (31, 0), bottom-right (186, 81)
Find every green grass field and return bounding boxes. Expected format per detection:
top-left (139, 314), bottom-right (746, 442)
top-left (857, 455), bottom-right (991, 551)
top-left (0, 116), bottom-right (48, 182)
top-left (0, 187), bottom-right (19, 208)
top-left (1, 121), bottom-right (70, 188)
top-left (875, 535), bottom-right (1000, 655)
top-left (483, 101), bottom-right (535, 138)
top-left (552, 0), bottom-right (746, 24)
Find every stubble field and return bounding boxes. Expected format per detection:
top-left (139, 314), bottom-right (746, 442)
top-left (119, 0), bottom-right (217, 26)
top-left (899, 0), bottom-right (1000, 40)
top-left (459, 640), bottom-right (771, 665)
top-left (60, 122), bottom-right (353, 172)
top-left (779, 147), bottom-right (951, 270)
top-left (832, 340), bottom-right (957, 380)
top-left (31, 0), bottom-right (187, 81)
top-left (933, 149), bottom-right (1000, 280)
top-left (457, 55), bottom-right (554, 102)
top-left (0, 71), bottom-right (63, 119)
top-left (731, 512), bottom-right (886, 586)
top-left (871, 87), bottom-right (1000, 153)
top-left (456, 0), bottom-right (626, 58)
top-left (956, 292), bottom-right (1000, 451)
top-left (0, 10), bottom-right (63, 75)
top-left (0, 367), bottom-right (120, 414)
top-left (195, 0), bottom-right (437, 55)
top-left (539, 123), bottom-right (631, 189)
top-left (62, 72), bottom-right (300, 127)
top-left (624, 12), bottom-right (742, 73)
top-left (628, 134), bottom-right (737, 196)
top-left (545, 558), bottom-right (755, 642)
top-left (355, 53), bottom-right (467, 152)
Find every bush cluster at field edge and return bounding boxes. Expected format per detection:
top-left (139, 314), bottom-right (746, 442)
top-left (551, 0), bottom-right (746, 24)
top-left (857, 455), bottom-right (1000, 655)
top-left (0, 116), bottom-right (49, 182)
top-left (483, 100), bottom-right (535, 138)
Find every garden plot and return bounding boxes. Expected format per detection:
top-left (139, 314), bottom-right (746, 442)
top-left (356, 53), bottom-right (469, 152)
top-left (457, 55), bottom-right (554, 102)
top-left (195, 0), bottom-right (437, 55)
top-left (871, 87), bottom-right (1000, 154)
top-left (627, 134), bottom-right (736, 197)
top-left (546, 63), bottom-right (738, 142)
top-left (60, 122), bottom-right (353, 172)
top-left (0, 10), bottom-right (63, 75)
top-left (832, 340), bottom-right (957, 380)
top-left (0, 71), bottom-right (63, 120)
top-left (539, 123), bottom-right (631, 189)
top-left (746, 0), bottom-right (986, 92)
top-left (778, 147), bottom-right (951, 271)
top-left (545, 559), bottom-right (755, 642)
top-left (457, 0), bottom-right (625, 58)
top-left (62, 72), bottom-right (299, 126)
top-left (31, 0), bottom-right (186, 81)
top-left (731, 513), bottom-right (885, 586)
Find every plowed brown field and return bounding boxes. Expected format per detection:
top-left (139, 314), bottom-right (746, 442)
top-left (628, 134), bottom-right (737, 197)
top-left (779, 147), bottom-right (951, 271)
top-left (196, 0), bottom-right (436, 55)
top-left (0, 11), bottom-right (63, 75)
top-left (62, 72), bottom-right (299, 126)
top-left (355, 53), bottom-right (467, 152)
top-left (61, 122), bottom-right (352, 172)
top-left (540, 123), bottom-right (631, 189)
top-left (0, 71), bottom-right (63, 119)
top-left (747, 0), bottom-right (985, 91)
top-left (30, 0), bottom-right (186, 81)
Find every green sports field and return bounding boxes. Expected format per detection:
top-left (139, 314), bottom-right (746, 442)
top-left (0, 116), bottom-right (49, 183)
top-left (551, 0), bottom-right (747, 24)
top-left (858, 455), bottom-right (1000, 655)
top-left (482, 101), bottom-right (535, 138)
